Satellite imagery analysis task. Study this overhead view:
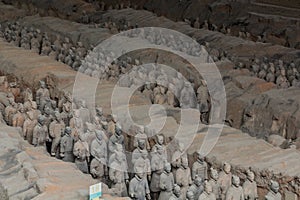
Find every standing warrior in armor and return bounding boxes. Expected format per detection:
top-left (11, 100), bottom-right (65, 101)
top-left (60, 127), bottom-right (75, 162)
top-left (32, 115), bottom-right (49, 147)
top-left (108, 123), bottom-right (125, 156)
top-left (171, 142), bottom-right (188, 176)
top-left (243, 170), bottom-right (258, 200)
top-left (192, 151), bottom-right (208, 181)
top-left (225, 175), bottom-right (244, 200)
top-left (176, 158), bottom-right (192, 197)
top-left (109, 150), bottom-right (129, 197)
top-left (158, 163), bottom-right (174, 200)
top-left (12, 104), bottom-right (26, 128)
top-left (151, 134), bottom-right (167, 161)
top-left (73, 134), bottom-right (90, 174)
top-left (36, 81), bottom-right (50, 112)
top-left (90, 130), bottom-right (107, 181)
top-left (199, 181), bottom-right (216, 200)
top-left (188, 175), bottom-right (204, 200)
top-left (169, 184), bottom-right (182, 200)
top-left (208, 168), bottom-right (221, 199)
top-left (265, 180), bottom-right (281, 200)
top-left (150, 145), bottom-right (166, 200)
top-left (129, 166), bottom-right (151, 200)
top-left (197, 80), bottom-right (210, 124)
top-left (132, 138), bottom-right (147, 166)
top-left (23, 111), bottom-right (37, 144)
top-left (218, 162), bottom-right (232, 200)
top-left (49, 112), bottom-right (65, 157)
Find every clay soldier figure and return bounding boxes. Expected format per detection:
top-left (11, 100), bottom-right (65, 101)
top-left (12, 104), bottom-right (26, 128)
top-left (69, 109), bottom-right (84, 141)
top-left (30, 31), bottom-right (41, 54)
top-left (64, 48), bottom-right (75, 66)
top-left (172, 142), bottom-right (188, 176)
top-left (276, 69), bottom-right (290, 89)
top-left (202, 20), bottom-right (209, 30)
top-left (108, 61), bottom-right (121, 82)
top-left (243, 170), bottom-right (258, 200)
top-left (32, 115), bottom-right (49, 147)
top-left (220, 24), bottom-right (227, 34)
top-left (194, 18), bottom-right (200, 29)
top-left (4, 29), bottom-right (13, 43)
top-left (198, 181), bottom-right (216, 200)
top-left (188, 175), bottom-right (204, 200)
top-left (150, 145), bottom-right (167, 200)
top-left (94, 106), bottom-right (106, 126)
top-left (176, 158), bottom-right (192, 198)
top-left (132, 138), bottom-right (147, 166)
top-left (186, 190), bottom-right (195, 200)
top-left (53, 35), bottom-right (62, 51)
top-left (166, 83), bottom-right (176, 107)
top-left (80, 10), bottom-right (90, 24)
top-left (62, 92), bottom-right (72, 114)
top-left (90, 130), bottom-right (107, 181)
top-left (208, 168), bottom-right (221, 199)
top-left (265, 180), bottom-right (281, 200)
top-left (225, 175), bottom-right (244, 200)
top-left (134, 126), bottom-right (150, 151)
top-left (129, 167), bottom-right (151, 200)
top-left (4, 98), bottom-right (18, 126)
top-left (58, 48), bottom-right (66, 63)
top-left (60, 102), bottom-right (71, 126)
top-left (251, 58), bottom-right (260, 76)
top-left (134, 150), bottom-right (151, 182)
top-left (0, 76), bottom-right (10, 93)
top-left (14, 35), bottom-right (22, 48)
top-left (49, 45), bottom-right (58, 60)
top-left (143, 82), bottom-right (154, 103)
top-left (78, 100), bottom-right (91, 129)
top-left (60, 127), bottom-right (75, 162)
top-left (266, 63), bottom-right (276, 83)
top-left (20, 34), bottom-right (31, 50)
top-left (118, 73), bottom-right (132, 88)
top-left (218, 162), bottom-right (232, 200)
top-left (76, 42), bottom-right (87, 58)
top-left (49, 112), bottom-right (65, 157)
top-left (107, 114), bottom-right (117, 137)
top-left (108, 143), bottom-right (128, 171)
top-left (151, 134), bottom-right (167, 161)
top-left (62, 37), bottom-right (72, 52)
top-left (41, 34), bottom-right (51, 48)
top-left (148, 65), bottom-right (158, 88)
top-left (258, 63), bottom-right (268, 80)
top-left (27, 101), bottom-right (41, 120)
top-left (23, 111), bottom-right (37, 144)
top-left (36, 80), bottom-right (50, 112)
top-left (158, 163), bottom-right (174, 200)
top-left (72, 55), bottom-right (82, 70)
top-left (169, 184), bottom-right (182, 200)
top-left (153, 85), bottom-right (161, 99)
top-left (28, 101), bottom-right (41, 119)
top-left (109, 150), bottom-right (129, 197)
top-left (197, 80), bottom-right (210, 124)
top-left (73, 134), bottom-right (90, 173)
top-left (180, 82), bottom-right (196, 109)
top-left (43, 106), bottom-right (53, 129)
top-left (23, 87), bottom-right (33, 107)
top-left (108, 123), bottom-right (124, 156)
top-left (41, 40), bottom-right (51, 56)
top-left (83, 122), bottom-right (97, 149)
top-left (192, 151), bottom-right (208, 181)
